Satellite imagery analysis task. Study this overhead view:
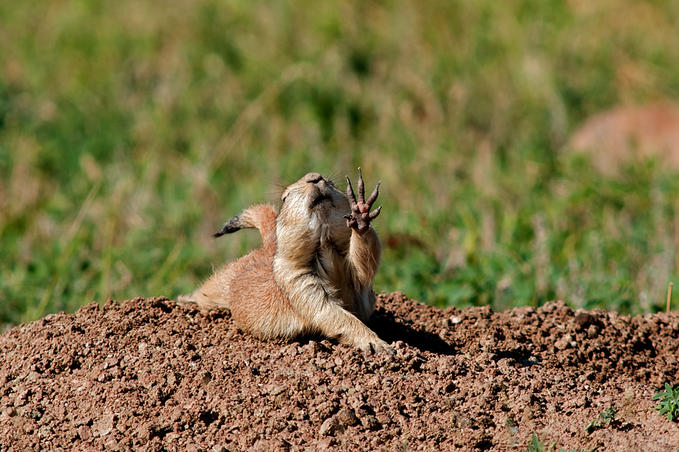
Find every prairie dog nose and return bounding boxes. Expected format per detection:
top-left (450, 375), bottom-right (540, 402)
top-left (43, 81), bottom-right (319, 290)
top-left (304, 172), bottom-right (323, 183)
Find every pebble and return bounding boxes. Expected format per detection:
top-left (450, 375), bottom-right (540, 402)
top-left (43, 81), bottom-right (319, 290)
top-left (78, 425), bottom-right (92, 441)
top-left (94, 414), bottom-right (115, 437)
top-left (319, 416), bottom-right (341, 436)
top-left (336, 408), bottom-right (359, 427)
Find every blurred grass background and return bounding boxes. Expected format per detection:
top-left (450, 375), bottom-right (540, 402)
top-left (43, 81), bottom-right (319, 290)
top-left (2, 0), bottom-right (679, 327)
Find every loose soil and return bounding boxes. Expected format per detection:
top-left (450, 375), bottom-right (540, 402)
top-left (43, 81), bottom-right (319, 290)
top-left (1, 293), bottom-right (678, 451)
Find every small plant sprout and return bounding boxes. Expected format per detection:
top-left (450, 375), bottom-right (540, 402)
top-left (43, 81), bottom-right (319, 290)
top-left (525, 434), bottom-right (550, 452)
top-left (585, 406), bottom-right (617, 433)
top-left (525, 434), bottom-right (595, 452)
top-left (653, 383), bottom-right (679, 421)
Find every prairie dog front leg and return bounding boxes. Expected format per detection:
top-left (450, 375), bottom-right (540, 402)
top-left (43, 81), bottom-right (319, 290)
top-left (273, 260), bottom-right (392, 353)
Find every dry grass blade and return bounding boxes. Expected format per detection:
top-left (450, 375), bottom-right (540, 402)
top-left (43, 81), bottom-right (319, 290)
top-left (668, 282), bottom-right (674, 313)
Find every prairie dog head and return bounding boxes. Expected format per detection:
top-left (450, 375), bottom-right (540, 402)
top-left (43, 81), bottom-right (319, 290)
top-left (277, 172), bottom-right (351, 246)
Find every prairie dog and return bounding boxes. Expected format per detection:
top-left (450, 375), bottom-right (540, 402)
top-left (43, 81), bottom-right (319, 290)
top-left (179, 170), bottom-right (391, 353)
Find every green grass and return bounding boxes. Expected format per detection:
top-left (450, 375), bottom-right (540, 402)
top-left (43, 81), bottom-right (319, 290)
top-left (2, 0), bottom-right (679, 326)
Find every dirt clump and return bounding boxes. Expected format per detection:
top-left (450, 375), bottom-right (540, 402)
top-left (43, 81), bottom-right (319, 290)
top-left (1, 293), bottom-right (678, 451)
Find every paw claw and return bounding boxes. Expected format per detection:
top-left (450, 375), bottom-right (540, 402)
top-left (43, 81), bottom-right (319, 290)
top-left (366, 182), bottom-right (380, 206)
top-left (357, 167), bottom-right (365, 204)
top-left (346, 176), bottom-right (357, 203)
top-left (345, 169), bottom-right (382, 232)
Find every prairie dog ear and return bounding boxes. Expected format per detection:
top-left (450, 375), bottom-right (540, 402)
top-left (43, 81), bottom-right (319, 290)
top-left (281, 189), bottom-right (289, 202)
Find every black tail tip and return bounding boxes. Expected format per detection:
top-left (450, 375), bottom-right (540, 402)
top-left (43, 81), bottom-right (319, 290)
top-left (213, 216), bottom-right (241, 238)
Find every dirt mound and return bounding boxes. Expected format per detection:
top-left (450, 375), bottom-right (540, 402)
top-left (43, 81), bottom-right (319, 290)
top-left (1, 293), bottom-right (678, 451)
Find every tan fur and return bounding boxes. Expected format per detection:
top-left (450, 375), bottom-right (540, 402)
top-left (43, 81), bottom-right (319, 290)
top-left (568, 101), bottom-right (679, 175)
top-left (179, 172), bottom-right (391, 352)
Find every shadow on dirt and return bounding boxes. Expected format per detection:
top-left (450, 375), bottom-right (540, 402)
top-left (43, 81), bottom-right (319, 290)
top-left (291, 308), bottom-right (456, 355)
top-left (370, 309), bottom-right (456, 355)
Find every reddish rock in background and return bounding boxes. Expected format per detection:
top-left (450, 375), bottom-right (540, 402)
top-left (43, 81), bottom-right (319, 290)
top-left (568, 101), bottom-right (679, 174)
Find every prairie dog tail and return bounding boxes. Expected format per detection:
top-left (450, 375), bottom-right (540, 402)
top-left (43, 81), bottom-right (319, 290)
top-left (177, 204), bottom-right (278, 308)
top-left (214, 204), bottom-right (277, 248)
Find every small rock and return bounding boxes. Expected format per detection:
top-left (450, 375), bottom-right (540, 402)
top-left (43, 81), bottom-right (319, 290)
top-left (336, 408), bottom-right (359, 427)
top-left (376, 412), bottom-right (391, 426)
top-left (319, 416), bottom-right (342, 436)
top-left (94, 414), bottom-right (115, 437)
top-left (388, 361), bottom-right (402, 371)
top-left (360, 415), bottom-right (381, 431)
top-left (317, 438), bottom-right (337, 450)
top-left (22, 420), bottom-right (35, 434)
top-left (135, 424), bottom-right (150, 440)
top-left (14, 389), bottom-right (30, 406)
top-left (455, 414), bottom-right (473, 428)
top-left (267, 384), bottom-right (286, 396)
top-left (75, 415), bottom-right (92, 427)
top-left (37, 425), bottom-right (52, 439)
top-left (78, 425), bottom-right (92, 441)
top-left (587, 324), bottom-right (600, 338)
top-left (138, 342), bottom-right (149, 357)
top-left (26, 372), bottom-right (39, 383)
top-left (554, 334), bottom-right (572, 350)
top-left (305, 340), bottom-right (323, 354)
top-left (165, 432), bottom-right (180, 442)
top-left (408, 357), bottom-right (424, 371)
top-left (574, 311), bottom-right (596, 329)
top-left (283, 345), bottom-right (298, 357)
